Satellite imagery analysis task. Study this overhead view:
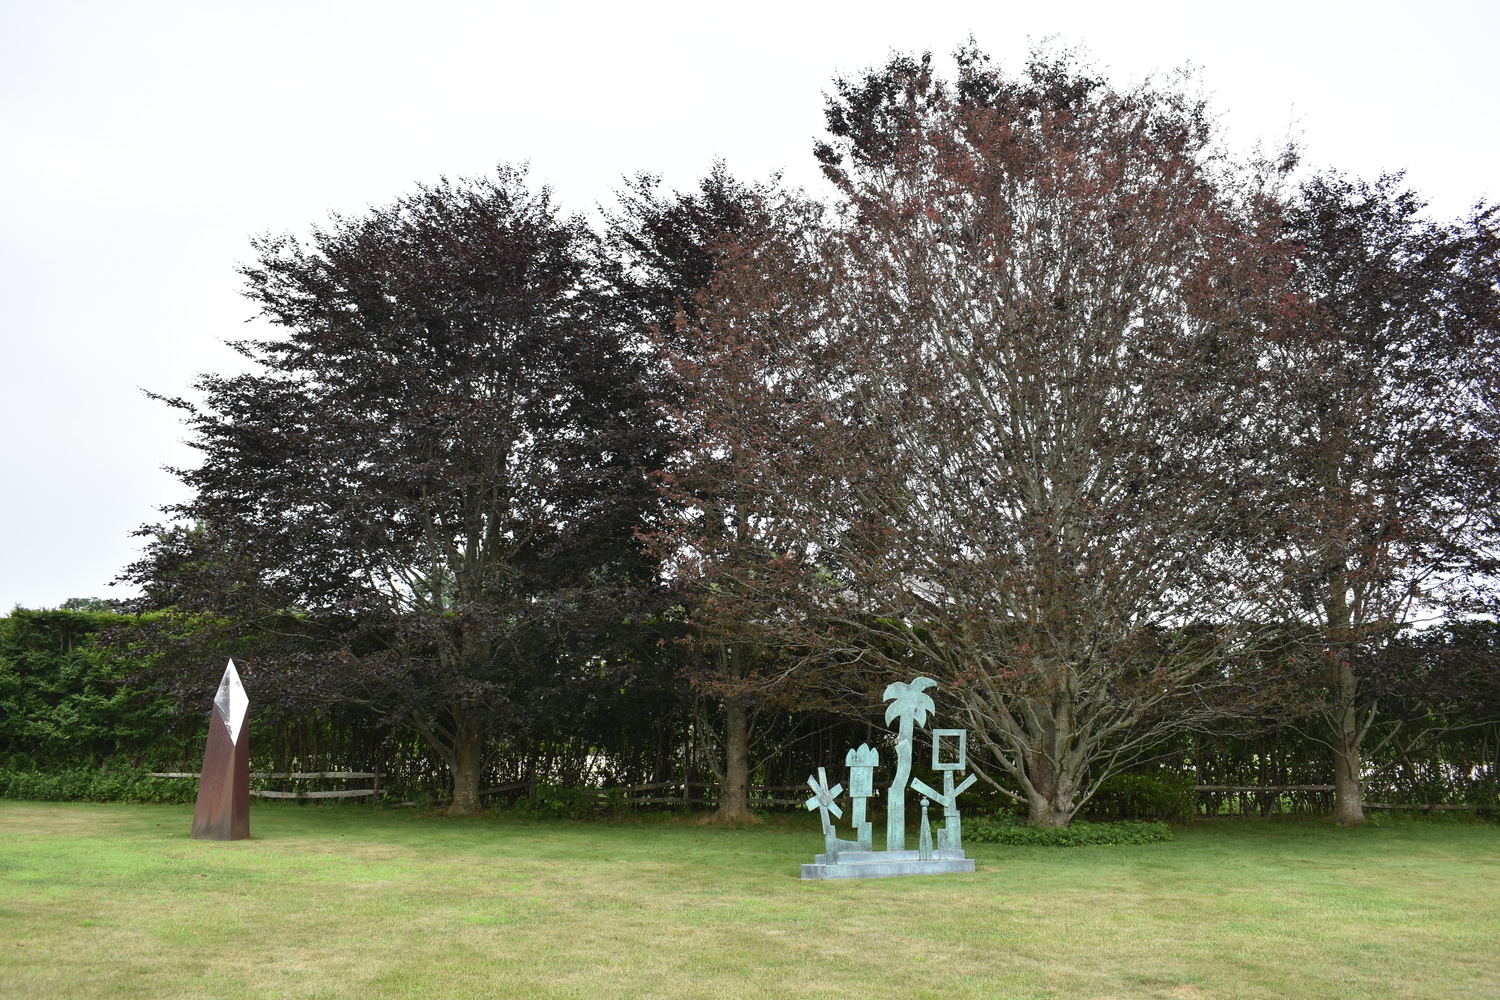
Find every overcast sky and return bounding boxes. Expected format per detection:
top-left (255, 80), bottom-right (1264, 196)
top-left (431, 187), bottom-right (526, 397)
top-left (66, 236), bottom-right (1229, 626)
top-left (1, 0), bottom-right (1495, 611)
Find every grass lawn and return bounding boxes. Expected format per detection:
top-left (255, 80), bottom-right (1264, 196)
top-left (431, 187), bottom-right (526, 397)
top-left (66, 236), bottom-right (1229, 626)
top-left (1, 802), bottom-right (1496, 999)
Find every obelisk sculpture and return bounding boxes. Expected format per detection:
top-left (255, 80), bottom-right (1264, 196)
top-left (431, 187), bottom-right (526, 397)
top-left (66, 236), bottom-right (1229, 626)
top-left (191, 659), bottom-right (250, 841)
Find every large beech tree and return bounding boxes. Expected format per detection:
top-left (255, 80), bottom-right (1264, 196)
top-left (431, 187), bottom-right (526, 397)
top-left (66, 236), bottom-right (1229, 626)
top-left (681, 48), bottom-right (1292, 827)
top-left (133, 168), bottom-right (663, 814)
top-left (611, 167), bottom-right (843, 821)
top-left (1253, 174), bottom-right (1500, 826)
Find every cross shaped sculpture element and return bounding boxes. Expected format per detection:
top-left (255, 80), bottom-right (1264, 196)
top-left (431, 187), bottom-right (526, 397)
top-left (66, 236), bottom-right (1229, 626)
top-left (910, 772), bottom-right (976, 851)
top-left (910, 772), bottom-right (977, 812)
top-left (910, 743), bottom-right (977, 854)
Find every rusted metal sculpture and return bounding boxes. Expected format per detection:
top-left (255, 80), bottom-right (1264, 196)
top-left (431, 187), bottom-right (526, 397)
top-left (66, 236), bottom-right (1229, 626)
top-left (191, 660), bottom-right (250, 841)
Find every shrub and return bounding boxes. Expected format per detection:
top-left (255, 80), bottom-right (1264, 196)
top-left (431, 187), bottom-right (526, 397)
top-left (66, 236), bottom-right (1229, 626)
top-left (1086, 772), bottom-right (1197, 823)
top-left (965, 814), bottom-right (1173, 846)
top-left (507, 784), bottom-right (601, 820)
top-left (0, 608), bottom-right (196, 770)
top-left (0, 766), bottom-right (196, 804)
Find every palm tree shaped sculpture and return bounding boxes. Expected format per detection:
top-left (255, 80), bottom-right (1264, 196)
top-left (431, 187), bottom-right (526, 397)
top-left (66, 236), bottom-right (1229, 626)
top-left (883, 676), bottom-right (937, 850)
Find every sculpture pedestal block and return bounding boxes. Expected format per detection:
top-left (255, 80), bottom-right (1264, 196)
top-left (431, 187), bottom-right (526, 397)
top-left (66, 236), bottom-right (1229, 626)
top-left (800, 849), bottom-right (975, 880)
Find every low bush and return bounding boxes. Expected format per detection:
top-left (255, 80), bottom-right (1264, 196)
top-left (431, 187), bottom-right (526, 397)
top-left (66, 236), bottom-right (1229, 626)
top-left (965, 814), bottom-right (1173, 846)
top-left (1085, 772), bottom-right (1198, 824)
top-left (0, 766), bottom-right (197, 804)
top-left (506, 784), bottom-right (605, 820)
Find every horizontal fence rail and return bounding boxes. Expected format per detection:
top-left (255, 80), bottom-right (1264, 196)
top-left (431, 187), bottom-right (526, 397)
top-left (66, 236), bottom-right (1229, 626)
top-left (250, 788), bottom-right (378, 799)
top-left (150, 772), bottom-right (377, 780)
top-left (142, 772), bottom-right (1492, 814)
top-left (475, 780), bottom-right (811, 808)
top-left (1192, 784), bottom-right (1336, 793)
top-left (150, 770), bottom-right (382, 801)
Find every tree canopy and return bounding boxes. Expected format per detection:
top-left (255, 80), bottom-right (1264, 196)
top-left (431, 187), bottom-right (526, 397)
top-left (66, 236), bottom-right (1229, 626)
top-left (126, 167), bottom-right (671, 814)
top-left (114, 43), bottom-right (1500, 827)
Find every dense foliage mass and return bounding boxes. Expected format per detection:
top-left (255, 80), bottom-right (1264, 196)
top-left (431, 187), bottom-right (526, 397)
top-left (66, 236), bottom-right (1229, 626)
top-left (964, 816), bottom-right (1174, 846)
top-left (17, 44), bottom-right (1494, 827)
top-left (0, 608), bottom-right (187, 770)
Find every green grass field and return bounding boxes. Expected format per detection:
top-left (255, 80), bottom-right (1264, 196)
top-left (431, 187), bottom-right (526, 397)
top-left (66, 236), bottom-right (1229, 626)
top-left (1, 802), bottom-right (1496, 999)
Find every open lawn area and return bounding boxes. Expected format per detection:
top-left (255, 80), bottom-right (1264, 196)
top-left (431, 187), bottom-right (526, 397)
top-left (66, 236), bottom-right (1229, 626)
top-left (1, 803), bottom-right (1497, 999)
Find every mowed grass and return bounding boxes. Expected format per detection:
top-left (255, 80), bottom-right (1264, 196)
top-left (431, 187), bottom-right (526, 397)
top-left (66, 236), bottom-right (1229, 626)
top-left (1, 803), bottom-right (1496, 1000)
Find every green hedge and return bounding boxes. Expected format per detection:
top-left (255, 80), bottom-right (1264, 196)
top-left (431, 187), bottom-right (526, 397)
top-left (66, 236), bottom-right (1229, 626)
top-left (1085, 772), bottom-right (1198, 824)
top-left (965, 815), bottom-right (1173, 846)
top-left (0, 766), bottom-right (197, 804)
top-left (0, 607), bottom-right (199, 770)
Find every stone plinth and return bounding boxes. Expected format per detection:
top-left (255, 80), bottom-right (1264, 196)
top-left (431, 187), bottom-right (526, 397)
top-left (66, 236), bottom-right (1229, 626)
top-left (801, 848), bottom-right (976, 880)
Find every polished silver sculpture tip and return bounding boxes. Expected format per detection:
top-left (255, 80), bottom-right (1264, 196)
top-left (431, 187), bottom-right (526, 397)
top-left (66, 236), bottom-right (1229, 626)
top-left (213, 659), bottom-right (250, 746)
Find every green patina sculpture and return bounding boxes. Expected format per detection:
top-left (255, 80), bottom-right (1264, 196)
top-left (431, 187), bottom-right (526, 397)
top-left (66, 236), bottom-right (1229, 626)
top-left (804, 766), bottom-right (860, 861)
top-left (918, 799), bottom-right (935, 861)
top-left (882, 677), bottom-right (936, 851)
top-left (845, 743), bottom-right (879, 851)
top-left (801, 675), bottom-right (978, 879)
top-left (910, 728), bottom-right (978, 851)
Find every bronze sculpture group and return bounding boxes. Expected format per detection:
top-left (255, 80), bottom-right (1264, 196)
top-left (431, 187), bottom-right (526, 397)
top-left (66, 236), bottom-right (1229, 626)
top-left (185, 661), bottom-right (973, 877)
top-left (801, 676), bottom-right (977, 879)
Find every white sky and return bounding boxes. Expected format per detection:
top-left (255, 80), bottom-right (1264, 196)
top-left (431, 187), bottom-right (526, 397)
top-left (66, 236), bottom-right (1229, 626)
top-left (2, 0), bottom-right (1496, 611)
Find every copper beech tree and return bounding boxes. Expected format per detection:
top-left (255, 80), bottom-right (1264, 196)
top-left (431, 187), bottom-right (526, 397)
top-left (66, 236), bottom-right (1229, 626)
top-left (130, 168), bottom-right (666, 815)
top-left (1249, 174), bottom-right (1500, 826)
top-left (615, 168), bottom-right (850, 821)
top-left (670, 49), bottom-right (1295, 827)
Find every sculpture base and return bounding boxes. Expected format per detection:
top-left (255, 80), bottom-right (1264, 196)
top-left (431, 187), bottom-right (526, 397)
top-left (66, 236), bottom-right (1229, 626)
top-left (801, 849), bottom-right (975, 880)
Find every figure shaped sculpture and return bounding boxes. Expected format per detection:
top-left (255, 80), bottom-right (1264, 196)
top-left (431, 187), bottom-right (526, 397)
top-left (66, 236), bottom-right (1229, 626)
top-left (800, 676), bottom-right (976, 879)
top-left (918, 799), bottom-right (934, 861)
top-left (910, 729), bottom-right (978, 851)
top-left (191, 660), bottom-right (250, 841)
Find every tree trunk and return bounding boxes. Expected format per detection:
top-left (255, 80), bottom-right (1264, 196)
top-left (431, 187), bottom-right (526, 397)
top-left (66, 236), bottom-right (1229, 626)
top-left (1022, 698), bottom-right (1079, 828)
top-left (1331, 659), bottom-right (1365, 827)
top-left (447, 714), bottom-right (485, 817)
top-left (715, 644), bottom-right (755, 823)
top-left (413, 702), bottom-right (486, 818)
top-left (717, 699), bottom-right (753, 821)
top-left (1024, 748), bottom-right (1077, 828)
top-left (1326, 586), bottom-right (1365, 828)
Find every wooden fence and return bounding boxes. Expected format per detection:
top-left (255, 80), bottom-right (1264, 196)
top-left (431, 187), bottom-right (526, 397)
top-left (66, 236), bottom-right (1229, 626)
top-left (148, 772), bottom-right (1485, 814)
top-left (1191, 784), bottom-right (1484, 815)
top-left (476, 780), bottom-right (809, 808)
top-left (151, 770), bottom-right (380, 800)
top-left (147, 773), bottom-right (805, 807)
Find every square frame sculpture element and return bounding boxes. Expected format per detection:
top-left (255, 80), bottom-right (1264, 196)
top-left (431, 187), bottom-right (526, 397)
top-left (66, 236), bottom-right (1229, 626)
top-left (932, 729), bottom-right (966, 771)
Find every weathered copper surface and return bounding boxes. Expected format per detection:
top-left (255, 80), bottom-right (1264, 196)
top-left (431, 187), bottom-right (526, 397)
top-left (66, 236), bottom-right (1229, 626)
top-left (881, 677), bottom-right (936, 851)
top-left (801, 676), bottom-right (977, 879)
top-left (844, 743), bottom-right (879, 851)
top-left (191, 662), bottom-right (250, 841)
top-left (911, 770), bottom-right (977, 851)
